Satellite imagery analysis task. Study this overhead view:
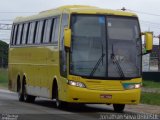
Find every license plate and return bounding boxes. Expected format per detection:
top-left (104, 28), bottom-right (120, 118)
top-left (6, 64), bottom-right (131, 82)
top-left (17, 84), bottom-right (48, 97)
top-left (100, 94), bottom-right (112, 99)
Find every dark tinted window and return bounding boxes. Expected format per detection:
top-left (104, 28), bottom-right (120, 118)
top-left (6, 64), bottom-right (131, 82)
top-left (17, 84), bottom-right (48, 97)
top-left (28, 22), bottom-right (37, 44)
top-left (35, 21), bottom-right (44, 44)
top-left (11, 25), bottom-right (15, 45)
top-left (16, 24), bottom-right (23, 45)
top-left (33, 22), bottom-right (37, 44)
top-left (60, 14), bottom-right (69, 77)
top-left (13, 25), bottom-right (18, 45)
top-left (20, 24), bottom-right (24, 44)
top-left (41, 20), bottom-right (46, 43)
top-left (51, 17), bottom-right (59, 44)
top-left (43, 19), bottom-right (53, 43)
top-left (22, 23), bottom-right (29, 44)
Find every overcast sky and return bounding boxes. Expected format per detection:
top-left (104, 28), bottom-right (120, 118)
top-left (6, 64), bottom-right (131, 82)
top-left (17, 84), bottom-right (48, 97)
top-left (0, 0), bottom-right (160, 44)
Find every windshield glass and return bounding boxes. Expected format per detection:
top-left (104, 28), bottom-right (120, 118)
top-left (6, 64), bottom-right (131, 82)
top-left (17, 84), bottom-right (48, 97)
top-left (107, 17), bottom-right (141, 78)
top-left (70, 15), bottom-right (141, 79)
top-left (70, 15), bottom-right (107, 77)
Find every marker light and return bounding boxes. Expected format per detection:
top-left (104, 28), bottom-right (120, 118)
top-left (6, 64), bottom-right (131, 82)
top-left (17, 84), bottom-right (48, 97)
top-left (68, 80), bottom-right (86, 88)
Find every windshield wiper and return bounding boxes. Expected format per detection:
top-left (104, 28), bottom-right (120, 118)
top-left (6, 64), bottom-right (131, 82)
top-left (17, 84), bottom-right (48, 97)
top-left (90, 53), bottom-right (105, 77)
top-left (89, 38), bottom-right (105, 77)
top-left (111, 44), bottom-right (125, 79)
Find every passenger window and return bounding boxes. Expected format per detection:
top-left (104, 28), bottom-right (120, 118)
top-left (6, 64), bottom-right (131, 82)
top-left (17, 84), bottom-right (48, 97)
top-left (13, 25), bottom-right (18, 45)
top-left (43, 19), bottom-right (53, 44)
top-left (35, 21), bottom-right (44, 44)
top-left (28, 22), bottom-right (37, 44)
top-left (20, 24), bottom-right (24, 44)
top-left (11, 25), bottom-right (15, 45)
top-left (52, 17), bottom-right (59, 44)
top-left (16, 24), bottom-right (23, 45)
top-left (41, 20), bottom-right (46, 43)
top-left (33, 22), bottom-right (37, 44)
top-left (22, 23), bottom-right (30, 44)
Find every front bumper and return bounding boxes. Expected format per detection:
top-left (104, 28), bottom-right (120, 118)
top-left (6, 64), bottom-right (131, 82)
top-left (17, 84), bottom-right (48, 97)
top-left (62, 86), bottom-right (141, 104)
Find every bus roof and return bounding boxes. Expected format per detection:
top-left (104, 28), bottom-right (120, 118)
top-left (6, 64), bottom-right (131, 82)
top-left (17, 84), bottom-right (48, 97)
top-left (14, 5), bottom-right (137, 23)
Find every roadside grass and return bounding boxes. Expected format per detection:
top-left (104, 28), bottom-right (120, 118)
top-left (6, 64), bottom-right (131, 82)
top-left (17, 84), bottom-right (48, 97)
top-left (0, 69), bottom-right (8, 89)
top-left (141, 92), bottom-right (160, 106)
top-left (143, 80), bottom-right (160, 88)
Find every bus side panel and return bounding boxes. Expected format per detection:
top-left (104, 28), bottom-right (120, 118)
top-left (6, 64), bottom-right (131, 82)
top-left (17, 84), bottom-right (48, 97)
top-left (8, 45), bottom-right (60, 98)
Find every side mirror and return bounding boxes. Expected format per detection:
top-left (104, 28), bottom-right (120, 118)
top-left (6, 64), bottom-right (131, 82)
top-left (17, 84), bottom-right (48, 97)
top-left (64, 28), bottom-right (71, 48)
top-left (142, 32), bottom-right (153, 53)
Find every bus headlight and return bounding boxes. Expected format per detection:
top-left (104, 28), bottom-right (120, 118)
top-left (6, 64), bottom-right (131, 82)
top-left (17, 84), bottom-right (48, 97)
top-left (135, 83), bottom-right (141, 89)
top-left (68, 80), bottom-right (86, 88)
top-left (123, 83), bottom-right (141, 89)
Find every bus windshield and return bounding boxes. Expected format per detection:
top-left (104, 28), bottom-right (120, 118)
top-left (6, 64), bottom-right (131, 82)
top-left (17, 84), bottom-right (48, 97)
top-left (70, 15), bottom-right (141, 79)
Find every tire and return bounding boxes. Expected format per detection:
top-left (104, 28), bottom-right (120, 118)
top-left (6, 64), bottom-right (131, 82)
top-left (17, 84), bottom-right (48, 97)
top-left (113, 104), bottom-right (125, 112)
top-left (24, 95), bottom-right (36, 103)
top-left (23, 84), bottom-right (36, 103)
top-left (18, 91), bottom-right (24, 102)
top-left (17, 80), bottom-right (24, 102)
top-left (55, 86), bottom-right (66, 108)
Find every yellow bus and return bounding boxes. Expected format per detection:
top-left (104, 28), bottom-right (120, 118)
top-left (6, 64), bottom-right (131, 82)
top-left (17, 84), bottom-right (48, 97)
top-left (8, 5), bottom-right (153, 112)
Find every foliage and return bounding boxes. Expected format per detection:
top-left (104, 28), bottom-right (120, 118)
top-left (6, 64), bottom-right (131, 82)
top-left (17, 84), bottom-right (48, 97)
top-left (0, 69), bottom-right (8, 88)
top-left (141, 92), bottom-right (160, 106)
top-left (0, 40), bottom-right (9, 68)
top-left (143, 80), bottom-right (160, 88)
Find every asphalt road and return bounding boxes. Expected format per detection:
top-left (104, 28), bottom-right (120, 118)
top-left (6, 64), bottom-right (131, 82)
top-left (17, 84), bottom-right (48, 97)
top-left (0, 89), bottom-right (159, 120)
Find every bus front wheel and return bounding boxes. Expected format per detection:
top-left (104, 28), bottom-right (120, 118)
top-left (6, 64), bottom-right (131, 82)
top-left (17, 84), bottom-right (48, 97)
top-left (113, 104), bottom-right (125, 112)
top-left (55, 86), bottom-right (66, 108)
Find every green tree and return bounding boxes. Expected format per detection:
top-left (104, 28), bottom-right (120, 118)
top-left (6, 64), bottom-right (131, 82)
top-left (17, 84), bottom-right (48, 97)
top-left (0, 40), bottom-right (9, 68)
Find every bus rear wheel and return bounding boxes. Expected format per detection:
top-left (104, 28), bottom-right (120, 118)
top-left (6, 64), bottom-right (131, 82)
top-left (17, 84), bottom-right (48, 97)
top-left (113, 104), bottom-right (125, 112)
top-left (24, 94), bottom-right (36, 103)
top-left (17, 81), bottom-right (24, 102)
top-left (23, 84), bottom-right (36, 103)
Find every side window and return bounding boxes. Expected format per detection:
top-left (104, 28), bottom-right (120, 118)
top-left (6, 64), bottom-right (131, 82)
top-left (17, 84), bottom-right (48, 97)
top-left (52, 17), bottom-right (60, 44)
top-left (60, 14), bottom-right (69, 77)
top-left (41, 20), bottom-right (46, 43)
top-left (20, 24), bottom-right (24, 44)
top-left (22, 23), bottom-right (29, 44)
top-left (26, 23), bottom-right (30, 44)
top-left (33, 22), bottom-right (37, 44)
top-left (11, 25), bottom-right (15, 45)
top-left (35, 21), bottom-right (44, 44)
top-left (13, 25), bottom-right (18, 45)
top-left (28, 22), bottom-right (37, 44)
top-left (16, 24), bottom-right (23, 45)
top-left (43, 19), bottom-right (53, 44)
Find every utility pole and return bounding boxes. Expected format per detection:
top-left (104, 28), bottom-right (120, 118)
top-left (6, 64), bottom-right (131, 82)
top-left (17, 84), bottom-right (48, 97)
top-left (158, 35), bottom-right (160, 71)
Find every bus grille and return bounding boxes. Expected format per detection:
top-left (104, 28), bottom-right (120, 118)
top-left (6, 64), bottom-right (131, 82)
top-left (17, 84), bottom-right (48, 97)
top-left (86, 82), bottom-right (123, 91)
top-left (86, 83), bottom-right (106, 90)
